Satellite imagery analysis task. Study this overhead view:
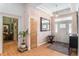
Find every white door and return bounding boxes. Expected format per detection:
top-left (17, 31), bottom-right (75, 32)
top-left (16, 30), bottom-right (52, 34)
top-left (58, 23), bottom-right (69, 43)
top-left (55, 20), bottom-right (72, 43)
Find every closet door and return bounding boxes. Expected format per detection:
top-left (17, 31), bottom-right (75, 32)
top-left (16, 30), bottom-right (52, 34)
top-left (30, 18), bottom-right (37, 49)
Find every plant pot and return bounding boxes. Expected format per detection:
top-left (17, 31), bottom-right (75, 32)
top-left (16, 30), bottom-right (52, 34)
top-left (21, 43), bottom-right (26, 48)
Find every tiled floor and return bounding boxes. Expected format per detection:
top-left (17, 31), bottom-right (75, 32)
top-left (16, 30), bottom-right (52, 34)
top-left (0, 41), bottom-right (66, 56)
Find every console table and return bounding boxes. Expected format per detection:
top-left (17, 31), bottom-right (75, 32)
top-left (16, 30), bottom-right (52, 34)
top-left (47, 35), bottom-right (55, 44)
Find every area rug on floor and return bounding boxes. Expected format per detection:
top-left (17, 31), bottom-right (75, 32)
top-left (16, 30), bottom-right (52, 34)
top-left (48, 42), bottom-right (69, 55)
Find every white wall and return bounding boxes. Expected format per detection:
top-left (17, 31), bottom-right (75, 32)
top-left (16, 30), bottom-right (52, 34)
top-left (0, 16), bottom-right (3, 54)
top-left (0, 3), bottom-right (25, 16)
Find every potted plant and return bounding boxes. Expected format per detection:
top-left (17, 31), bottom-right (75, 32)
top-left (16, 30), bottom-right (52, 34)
top-left (19, 30), bottom-right (28, 48)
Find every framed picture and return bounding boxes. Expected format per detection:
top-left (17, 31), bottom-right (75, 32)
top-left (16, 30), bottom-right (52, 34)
top-left (40, 17), bottom-right (50, 31)
top-left (3, 24), bottom-right (10, 32)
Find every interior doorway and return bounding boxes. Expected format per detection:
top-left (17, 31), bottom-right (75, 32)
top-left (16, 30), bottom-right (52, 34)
top-left (3, 16), bottom-right (18, 53)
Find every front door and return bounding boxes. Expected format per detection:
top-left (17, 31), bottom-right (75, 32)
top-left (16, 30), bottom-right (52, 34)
top-left (55, 20), bottom-right (72, 43)
top-left (30, 18), bottom-right (37, 49)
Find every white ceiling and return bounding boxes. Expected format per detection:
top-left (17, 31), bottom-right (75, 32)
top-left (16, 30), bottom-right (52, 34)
top-left (35, 3), bottom-right (72, 15)
top-left (36, 3), bottom-right (71, 12)
top-left (26, 3), bottom-right (79, 16)
top-left (21, 3), bottom-right (79, 16)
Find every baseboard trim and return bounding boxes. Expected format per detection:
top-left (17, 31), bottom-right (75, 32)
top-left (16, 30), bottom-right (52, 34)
top-left (38, 42), bottom-right (47, 46)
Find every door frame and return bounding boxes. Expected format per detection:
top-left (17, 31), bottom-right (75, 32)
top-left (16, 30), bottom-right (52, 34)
top-left (1, 14), bottom-right (19, 53)
top-left (54, 18), bottom-right (72, 43)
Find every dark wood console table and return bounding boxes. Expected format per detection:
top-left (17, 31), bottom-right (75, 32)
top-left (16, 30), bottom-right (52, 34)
top-left (47, 35), bottom-right (55, 44)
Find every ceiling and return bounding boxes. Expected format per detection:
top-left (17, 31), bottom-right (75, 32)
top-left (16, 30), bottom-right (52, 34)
top-left (36, 3), bottom-right (71, 12)
top-left (26, 3), bottom-right (79, 16)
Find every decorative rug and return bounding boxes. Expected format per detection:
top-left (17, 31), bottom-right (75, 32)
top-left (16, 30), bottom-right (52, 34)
top-left (48, 42), bottom-right (69, 55)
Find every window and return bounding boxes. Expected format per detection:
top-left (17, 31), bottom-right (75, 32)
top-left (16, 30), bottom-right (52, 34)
top-left (55, 24), bottom-right (58, 33)
top-left (69, 24), bottom-right (72, 33)
top-left (60, 24), bottom-right (66, 28)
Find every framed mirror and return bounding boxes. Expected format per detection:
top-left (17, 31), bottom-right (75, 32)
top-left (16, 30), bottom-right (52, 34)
top-left (40, 17), bottom-right (50, 31)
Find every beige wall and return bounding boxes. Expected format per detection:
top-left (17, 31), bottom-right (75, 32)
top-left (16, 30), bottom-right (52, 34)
top-left (51, 16), bottom-right (55, 34)
top-left (72, 12), bottom-right (77, 33)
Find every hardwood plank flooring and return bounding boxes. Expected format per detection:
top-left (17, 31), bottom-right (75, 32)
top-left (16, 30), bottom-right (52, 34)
top-left (0, 41), bottom-right (66, 56)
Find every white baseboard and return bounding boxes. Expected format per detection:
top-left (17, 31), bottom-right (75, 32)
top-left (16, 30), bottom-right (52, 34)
top-left (37, 41), bottom-right (47, 46)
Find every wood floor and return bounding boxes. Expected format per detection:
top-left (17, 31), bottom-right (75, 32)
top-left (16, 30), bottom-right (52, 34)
top-left (0, 41), bottom-right (67, 56)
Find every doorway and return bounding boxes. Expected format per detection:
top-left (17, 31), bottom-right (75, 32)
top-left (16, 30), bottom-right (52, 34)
top-left (55, 17), bottom-right (72, 43)
top-left (56, 20), bottom-right (72, 43)
top-left (30, 18), bottom-right (37, 49)
top-left (3, 16), bottom-right (18, 53)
